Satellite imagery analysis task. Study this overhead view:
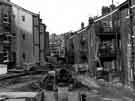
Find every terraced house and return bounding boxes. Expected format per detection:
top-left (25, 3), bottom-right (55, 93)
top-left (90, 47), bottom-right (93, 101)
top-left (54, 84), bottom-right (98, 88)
top-left (65, 0), bottom-right (135, 85)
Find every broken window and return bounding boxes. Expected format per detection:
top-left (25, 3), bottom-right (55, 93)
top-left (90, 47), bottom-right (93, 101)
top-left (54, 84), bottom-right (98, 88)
top-left (22, 15), bottom-right (25, 22)
top-left (22, 33), bottom-right (26, 40)
top-left (22, 52), bottom-right (26, 60)
top-left (80, 94), bottom-right (86, 101)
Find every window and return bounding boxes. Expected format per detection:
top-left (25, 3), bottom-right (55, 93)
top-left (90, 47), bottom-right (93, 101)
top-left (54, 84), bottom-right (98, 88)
top-left (12, 52), bottom-right (16, 64)
top-left (3, 14), bottom-right (9, 23)
top-left (80, 94), bottom-right (86, 101)
top-left (22, 16), bottom-right (25, 22)
top-left (22, 33), bottom-right (25, 40)
top-left (22, 53), bottom-right (26, 60)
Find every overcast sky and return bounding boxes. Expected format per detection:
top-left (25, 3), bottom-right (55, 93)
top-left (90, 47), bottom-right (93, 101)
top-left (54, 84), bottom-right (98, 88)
top-left (11, 0), bottom-right (126, 34)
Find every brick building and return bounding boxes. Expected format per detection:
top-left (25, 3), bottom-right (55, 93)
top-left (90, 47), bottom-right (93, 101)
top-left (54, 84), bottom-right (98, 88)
top-left (11, 3), bottom-right (49, 67)
top-left (64, 25), bottom-right (88, 64)
top-left (0, 0), bottom-right (13, 65)
top-left (49, 34), bottom-right (65, 58)
top-left (87, 0), bottom-right (131, 83)
top-left (0, 0), bottom-right (49, 68)
top-left (64, 0), bottom-right (135, 83)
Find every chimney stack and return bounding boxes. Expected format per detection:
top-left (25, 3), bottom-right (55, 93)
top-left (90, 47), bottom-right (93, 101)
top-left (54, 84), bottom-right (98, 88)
top-left (88, 17), bottom-right (94, 25)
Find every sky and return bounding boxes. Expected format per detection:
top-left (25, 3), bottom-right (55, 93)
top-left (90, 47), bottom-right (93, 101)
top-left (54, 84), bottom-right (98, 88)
top-left (11, 0), bottom-right (126, 34)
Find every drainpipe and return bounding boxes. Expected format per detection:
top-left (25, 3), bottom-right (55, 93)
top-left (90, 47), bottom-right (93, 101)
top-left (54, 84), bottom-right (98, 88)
top-left (38, 14), bottom-right (41, 66)
top-left (128, 0), bottom-right (134, 88)
top-left (88, 17), bottom-right (94, 76)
